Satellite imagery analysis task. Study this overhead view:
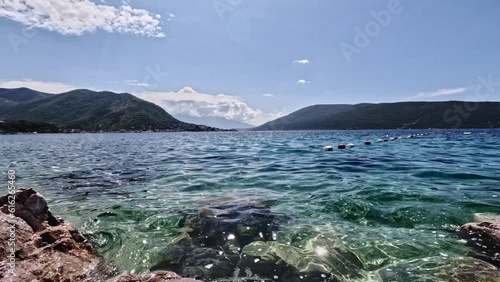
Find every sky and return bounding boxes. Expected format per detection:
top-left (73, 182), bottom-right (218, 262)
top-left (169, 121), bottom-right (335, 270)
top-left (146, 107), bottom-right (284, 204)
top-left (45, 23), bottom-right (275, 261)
top-left (0, 0), bottom-right (499, 126)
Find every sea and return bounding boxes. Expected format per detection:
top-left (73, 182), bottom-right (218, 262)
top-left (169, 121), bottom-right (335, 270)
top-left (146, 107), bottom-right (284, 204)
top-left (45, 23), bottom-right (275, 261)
top-left (2, 129), bottom-right (500, 281)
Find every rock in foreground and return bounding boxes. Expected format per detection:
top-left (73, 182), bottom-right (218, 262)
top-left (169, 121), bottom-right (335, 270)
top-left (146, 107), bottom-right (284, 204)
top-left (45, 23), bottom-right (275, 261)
top-left (459, 213), bottom-right (500, 267)
top-left (151, 203), bottom-right (287, 280)
top-left (0, 188), bottom-right (198, 282)
top-left (151, 202), bottom-right (367, 281)
top-left (0, 188), bottom-right (106, 281)
top-left (376, 256), bottom-right (500, 282)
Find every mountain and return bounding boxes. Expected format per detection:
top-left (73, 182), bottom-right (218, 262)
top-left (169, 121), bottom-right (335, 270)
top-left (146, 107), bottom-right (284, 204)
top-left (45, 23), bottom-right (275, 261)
top-left (254, 102), bottom-right (500, 130)
top-left (0, 98), bottom-right (18, 110)
top-left (0, 88), bottom-right (220, 131)
top-left (0, 87), bottom-right (52, 103)
top-left (174, 114), bottom-right (254, 129)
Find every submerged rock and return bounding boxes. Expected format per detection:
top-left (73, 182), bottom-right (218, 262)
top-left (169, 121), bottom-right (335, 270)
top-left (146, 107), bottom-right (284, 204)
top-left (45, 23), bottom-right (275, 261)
top-left (239, 234), bottom-right (365, 281)
top-left (107, 271), bottom-right (199, 282)
top-left (375, 256), bottom-right (500, 282)
top-left (0, 188), bottom-right (198, 282)
top-left (152, 202), bottom-right (285, 280)
top-left (458, 213), bottom-right (500, 267)
top-left (151, 202), bottom-right (367, 281)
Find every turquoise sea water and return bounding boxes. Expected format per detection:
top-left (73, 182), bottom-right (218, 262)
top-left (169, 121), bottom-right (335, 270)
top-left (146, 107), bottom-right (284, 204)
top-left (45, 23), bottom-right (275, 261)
top-left (2, 130), bottom-right (500, 281)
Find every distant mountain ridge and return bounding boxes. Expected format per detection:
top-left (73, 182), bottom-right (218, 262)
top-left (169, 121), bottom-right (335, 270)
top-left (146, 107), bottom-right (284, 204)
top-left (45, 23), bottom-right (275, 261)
top-left (4, 88), bottom-right (499, 132)
top-left (0, 88), bottom-right (221, 131)
top-left (174, 114), bottom-right (254, 129)
top-left (254, 102), bottom-right (500, 130)
top-left (0, 87), bottom-right (52, 103)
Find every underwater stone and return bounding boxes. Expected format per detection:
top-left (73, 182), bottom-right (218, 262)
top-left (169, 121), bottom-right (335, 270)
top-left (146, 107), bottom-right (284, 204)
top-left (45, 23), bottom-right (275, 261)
top-left (376, 256), bottom-right (500, 282)
top-left (108, 271), bottom-right (199, 282)
top-left (238, 233), bottom-right (367, 282)
top-left (152, 202), bottom-right (295, 280)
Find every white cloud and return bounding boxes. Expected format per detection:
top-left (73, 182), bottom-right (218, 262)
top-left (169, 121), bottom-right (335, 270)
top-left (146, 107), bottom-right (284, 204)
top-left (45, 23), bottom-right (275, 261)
top-left (124, 80), bottom-right (151, 87)
top-left (406, 87), bottom-right (467, 100)
top-left (293, 59), bottom-right (309, 64)
top-left (0, 80), bottom-right (76, 93)
top-left (297, 79), bottom-right (310, 85)
top-left (0, 0), bottom-right (170, 37)
top-left (134, 87), bottom-right (285, 126)
top-left (262, 93), bottom-right (275, 97)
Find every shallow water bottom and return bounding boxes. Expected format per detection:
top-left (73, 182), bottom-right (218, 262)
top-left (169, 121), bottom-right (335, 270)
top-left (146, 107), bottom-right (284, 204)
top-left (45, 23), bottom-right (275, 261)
top-left (2, 130), bottom-right (500, 281)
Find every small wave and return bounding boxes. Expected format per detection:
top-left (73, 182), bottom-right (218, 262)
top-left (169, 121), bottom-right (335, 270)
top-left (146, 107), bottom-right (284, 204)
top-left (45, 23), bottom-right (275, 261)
top-left (413, 171), bottom-right (497, 180)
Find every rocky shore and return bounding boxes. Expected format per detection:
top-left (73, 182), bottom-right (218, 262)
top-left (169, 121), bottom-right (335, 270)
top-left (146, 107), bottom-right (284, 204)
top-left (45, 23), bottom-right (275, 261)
top-left (458, 212), bottom-right (500, 267)
top-left (1, 188), bottom-right (500, 281)
top-left (0, 188), bottom-right (199, 282)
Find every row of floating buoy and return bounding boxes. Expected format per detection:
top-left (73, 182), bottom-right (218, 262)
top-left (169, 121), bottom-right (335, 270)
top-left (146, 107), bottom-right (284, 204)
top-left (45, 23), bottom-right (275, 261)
top-left (324, 143), bottom-right (356, 151)
top-left (323, 133), bottom-right (431, 151)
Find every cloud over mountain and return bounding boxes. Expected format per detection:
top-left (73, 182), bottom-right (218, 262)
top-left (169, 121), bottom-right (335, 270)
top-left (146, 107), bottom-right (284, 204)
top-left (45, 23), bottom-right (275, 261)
top-left (134, 87), bottom-right (284, 126)
top-left (404, 87), bottom-right (467, 101)
top-left (0, 79), bottom-right (76, 93)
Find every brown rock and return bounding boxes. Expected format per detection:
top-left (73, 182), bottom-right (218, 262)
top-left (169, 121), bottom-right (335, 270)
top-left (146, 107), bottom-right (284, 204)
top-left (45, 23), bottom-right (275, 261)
top-left (459, 213), bottom-right (500, 267)
top-left (0, 188), bottom-right (109, 281)
top-left (0, 188), bottom-right (199, 282)
top-left (0, 188), bottom-right (59, 232)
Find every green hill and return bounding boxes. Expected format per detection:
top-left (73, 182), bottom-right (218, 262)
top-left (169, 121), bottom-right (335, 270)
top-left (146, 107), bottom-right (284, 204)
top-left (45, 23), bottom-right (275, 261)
top-left (0, 88), bottom-right (218, 131)
top-left (0, 87), bottom-right (52, 103)
top-left (254, 102), bottom-right (500, 130)
top-left (0, 98), bottom-right (18, 110)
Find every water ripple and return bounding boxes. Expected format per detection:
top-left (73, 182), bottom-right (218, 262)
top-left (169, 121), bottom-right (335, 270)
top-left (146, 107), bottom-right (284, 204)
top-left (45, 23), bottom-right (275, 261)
top-left (1, 129), bottom-right (500, 281)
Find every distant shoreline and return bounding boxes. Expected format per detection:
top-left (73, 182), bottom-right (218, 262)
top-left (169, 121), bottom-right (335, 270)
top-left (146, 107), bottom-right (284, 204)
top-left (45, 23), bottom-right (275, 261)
top-left (0, 129), bottom-right (237, 135)
top-left (3, 127), bottom-right (500, 136)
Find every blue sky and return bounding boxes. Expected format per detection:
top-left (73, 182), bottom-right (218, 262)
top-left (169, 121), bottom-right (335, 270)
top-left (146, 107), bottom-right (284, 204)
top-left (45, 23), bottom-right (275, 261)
top-left (0, 0), bottom-right (499, 125)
